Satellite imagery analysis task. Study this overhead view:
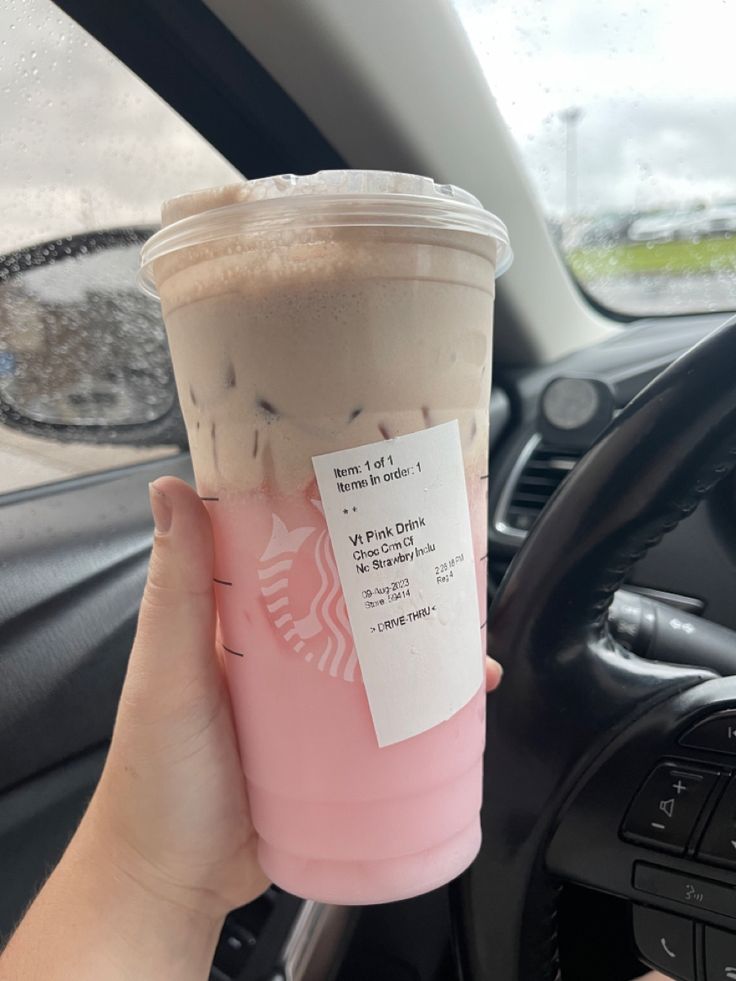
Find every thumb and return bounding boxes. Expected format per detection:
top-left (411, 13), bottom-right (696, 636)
top-left (123, 476), bottom-right (219, 720)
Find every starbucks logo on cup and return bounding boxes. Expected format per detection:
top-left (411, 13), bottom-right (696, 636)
top-left (257, 500), bottom-right (358, 682)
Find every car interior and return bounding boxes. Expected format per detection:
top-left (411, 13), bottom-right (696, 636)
top-left (2, 1), bottom-right (735, 979)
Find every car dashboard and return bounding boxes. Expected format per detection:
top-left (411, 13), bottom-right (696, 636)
top-left (488, 313), bottom-right (736, 634)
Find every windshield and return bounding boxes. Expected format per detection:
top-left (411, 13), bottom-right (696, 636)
top-left (452, 0), bottom-right (736, 318)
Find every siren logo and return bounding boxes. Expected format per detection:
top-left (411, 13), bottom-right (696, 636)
top-left (257, 499), bottom-right (358, 682)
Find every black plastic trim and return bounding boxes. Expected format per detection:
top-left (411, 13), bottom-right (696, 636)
top-left (0, 745), bottom-right (107, 943)
top-left (0, 454), bottom-right (193, 790)
top-left (50, 0), bottom-right (346, 179)
top-left (0, 450), bottom-right (188, 508)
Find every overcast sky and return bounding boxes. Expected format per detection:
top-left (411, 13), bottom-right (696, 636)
top-left (455, 0), bottom-right (736, 216)
top-left (0, 0), bottom-right (239, 253)
top-left (0, 0), bottom-right (734, 254)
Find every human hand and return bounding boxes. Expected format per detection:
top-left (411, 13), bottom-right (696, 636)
top-left (87, 476), bottom-right (504, 919)
top-left (86, 476), bottom-right (268, 920)
top-left (0, 475), bottom-right (503, 981)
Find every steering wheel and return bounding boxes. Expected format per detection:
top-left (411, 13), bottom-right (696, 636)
top-left (455, 315), bottom-right (736, 981)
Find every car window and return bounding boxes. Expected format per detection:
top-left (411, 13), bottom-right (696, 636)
top-left (0, 0), bottom-right (240, 495)
top-left (452, 0), bottom-right (736, 318)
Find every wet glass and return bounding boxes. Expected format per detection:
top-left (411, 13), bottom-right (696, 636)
top-left (0, 0), bottom-right (241, 492)
top-left (452, 0), bottom-right (736, 317)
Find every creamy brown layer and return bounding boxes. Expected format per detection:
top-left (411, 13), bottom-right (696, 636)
top-left (154, 223), bottom-right (496, 496)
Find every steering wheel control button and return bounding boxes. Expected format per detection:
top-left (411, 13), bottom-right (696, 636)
top-left (632, 906), bottom-right (695, 980)
top-left (622, 762), bottom-right (720, 853)
top-left (634, 864), bottom-right (736, 919)
top-left (705, 926), bottom-right (736, 981)
top-left (682, 713), bottom-right (736, 756)
top-left (698, 778), bottom-right (736, 870)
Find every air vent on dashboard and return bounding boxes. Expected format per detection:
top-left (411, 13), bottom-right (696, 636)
top-left (494, 435), bottom-right (583, 539)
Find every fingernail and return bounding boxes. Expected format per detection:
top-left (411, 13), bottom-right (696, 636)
top-left (149, 482), bottom-right (172, 535)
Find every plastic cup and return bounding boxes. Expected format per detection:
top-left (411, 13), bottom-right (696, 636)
top-left (140, 171), bottom-right (511, 904)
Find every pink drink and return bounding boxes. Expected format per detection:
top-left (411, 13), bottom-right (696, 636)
top-left (140, 172), bottom-right (511, 904)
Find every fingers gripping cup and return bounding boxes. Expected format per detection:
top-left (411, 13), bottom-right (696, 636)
top-left (140, 171), bottom-right (511, 905)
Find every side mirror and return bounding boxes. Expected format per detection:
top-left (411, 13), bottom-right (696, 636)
top-left (0, 228), bottom-right (186, 446)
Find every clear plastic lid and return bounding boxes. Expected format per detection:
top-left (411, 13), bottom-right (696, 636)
top-left (139, 170), bottom-right (512, 296)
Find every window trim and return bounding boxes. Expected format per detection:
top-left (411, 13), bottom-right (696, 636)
top-left (51, 0), bottom-right (346, 179)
